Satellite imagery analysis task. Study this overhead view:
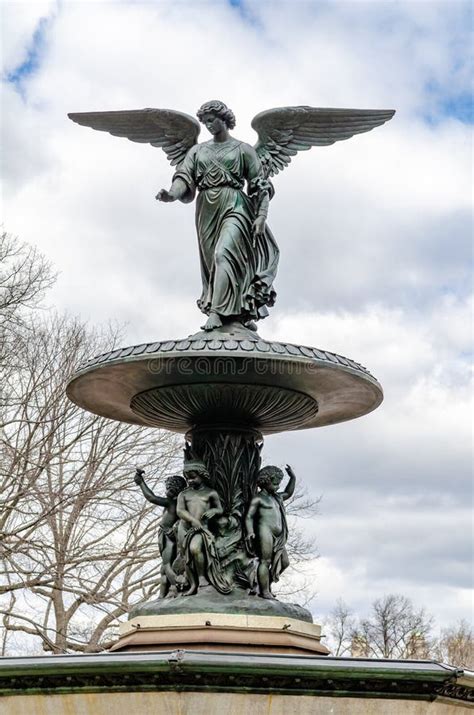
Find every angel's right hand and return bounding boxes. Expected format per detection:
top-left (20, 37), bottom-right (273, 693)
top-left (156, 189), bottom-right (174, 202)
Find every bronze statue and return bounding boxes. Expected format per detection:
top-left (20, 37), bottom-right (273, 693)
top-left (68, 101), bottom-right (394, 332)
top-left (134, 468), bottom-right (186, 598)
top-left (176, 459), bottom-right (232, 596)
top-left (245, 464), bottom-right (296, 599)
top-left (68, 100), bottom-right (393, 617)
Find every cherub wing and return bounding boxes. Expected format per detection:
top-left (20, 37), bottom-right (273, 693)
top-left (68, 108), bottom-right (201, 166)
top-left (252, 106), bottom-right (395, 177)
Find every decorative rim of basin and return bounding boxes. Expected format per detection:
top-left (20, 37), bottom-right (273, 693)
top-left (77, 334), bottom-right (375, 378)
top-left (67, 334), bottom-right (383, 435)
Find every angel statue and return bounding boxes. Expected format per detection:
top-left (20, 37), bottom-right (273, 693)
top-left (68, 101), bottom-right (394, 331)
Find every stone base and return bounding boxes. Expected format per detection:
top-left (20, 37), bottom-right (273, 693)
top-left (3, 691), bottom-right (470, 715)
top-left (130, 585), bottom-right (313, 622)
top-left (110, 613), bottom-right (329, 656)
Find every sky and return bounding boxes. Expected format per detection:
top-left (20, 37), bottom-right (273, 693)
top-left (2, 0), bottom-right (472, 632)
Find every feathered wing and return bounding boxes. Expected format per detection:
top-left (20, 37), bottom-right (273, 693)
top-left (252, 106), bottom-right (395, 177)
top-left (68, 108), bottom-right (201, 166)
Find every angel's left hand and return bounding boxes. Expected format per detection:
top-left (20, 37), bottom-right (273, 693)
top-left (253, 216), bottom-right (266, 239)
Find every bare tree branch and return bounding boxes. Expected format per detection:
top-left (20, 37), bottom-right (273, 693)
top-left (1, 309), bottom-right (181, 654)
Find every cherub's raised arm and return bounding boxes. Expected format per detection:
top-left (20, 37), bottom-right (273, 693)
top-left (134, 470), bottom-right (169, 507)
top-left (280, 464), bottom-right (296, 501)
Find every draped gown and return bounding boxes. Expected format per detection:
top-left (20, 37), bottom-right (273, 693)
top-left (174, 138), bottom-right (279, 323)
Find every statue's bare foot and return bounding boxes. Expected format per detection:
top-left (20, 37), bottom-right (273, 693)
top-left (245, 320), bottom-right (258, 332)
top-left (259, 590), bottom-right (275, 599)
top-left (183, 586), bottom-right (198, 596)
top-left (201, 312), bottom-right (223, 331)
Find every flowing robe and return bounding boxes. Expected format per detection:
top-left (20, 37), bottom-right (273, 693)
top-left (174, 139), bottom-right (279, 322)
top-left (181, 527), bottom-right (233, 595)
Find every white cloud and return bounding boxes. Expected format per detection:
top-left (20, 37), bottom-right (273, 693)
top-left (311, 556), bottom-right (472, 629)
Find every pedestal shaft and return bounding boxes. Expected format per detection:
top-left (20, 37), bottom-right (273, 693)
top-left (186, 425), bottom-right (262, 520)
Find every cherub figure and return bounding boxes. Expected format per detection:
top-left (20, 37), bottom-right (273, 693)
top-left (176, 459), bottom-right (232, 596)
top-left (134, 468), bottom-right (186, 598)
top-left (245, 464), bottom-right (296, 599)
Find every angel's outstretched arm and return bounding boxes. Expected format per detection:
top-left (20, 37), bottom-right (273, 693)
top-left (157, 146), bottom-right (197, 204)
top-left (156, 178), bottom-right (188, 203)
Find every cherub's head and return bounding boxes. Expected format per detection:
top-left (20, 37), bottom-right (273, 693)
top-left (183, 459), bottom-right (209, 490)
top-left (216, 514), bottom-right (229, 536)
top-left (165, 474), bottom-right (187, 498)
top-left (197, 100), bottom-right (236, 135)
top-left (257, 466), bottom-right (284, 494)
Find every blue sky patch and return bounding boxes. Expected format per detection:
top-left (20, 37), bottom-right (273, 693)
top-left (6, 14), bottom-right (53, 94)
top-left (227, 0), bottom-right (261, 28)
top-left (423, 78), bottom-right (473, 125)
top-left (438, 93), bottom-right (473, 124)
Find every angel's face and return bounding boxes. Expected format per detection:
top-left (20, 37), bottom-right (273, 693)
top-left (201, 112), bottom-right (226, 136)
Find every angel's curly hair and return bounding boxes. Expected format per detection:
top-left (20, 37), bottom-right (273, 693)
top-left (196, 100), bottom-right (236, 129)
top-left (257, 466), bottom-right (284, 489)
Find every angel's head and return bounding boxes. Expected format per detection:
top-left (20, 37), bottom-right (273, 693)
top-left (197, 100), bottom-right (236, 135)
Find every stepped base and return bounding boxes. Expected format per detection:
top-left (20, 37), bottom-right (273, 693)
top-left (116, 588), bottom-right (325, 655)
top-left (110, 613), bottom-right (329, 656)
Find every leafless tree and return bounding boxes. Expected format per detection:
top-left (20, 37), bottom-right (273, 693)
top-left (323, 594), bottom-right (433, 659)
top-left (351, 594), bottom-right (433, 659)
top-left (433, 620), bottom-right (474, 669)
top-left (324, 599), bottom-right (356, 656)
top-left (324, 595), bottom-right (472, 667)
top-left (0, 312), bottom-right (181, 654)
top-left (0, 231), bottom-right (55, 341)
